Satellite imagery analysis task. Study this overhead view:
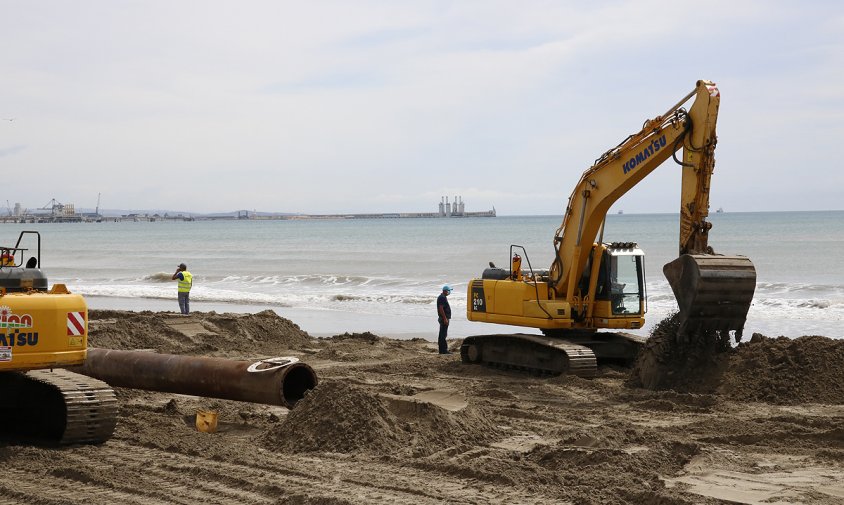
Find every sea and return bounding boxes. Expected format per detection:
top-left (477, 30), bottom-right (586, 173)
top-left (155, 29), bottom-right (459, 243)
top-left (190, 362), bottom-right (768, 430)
top-left (3, 211), bottom-right (843, 341)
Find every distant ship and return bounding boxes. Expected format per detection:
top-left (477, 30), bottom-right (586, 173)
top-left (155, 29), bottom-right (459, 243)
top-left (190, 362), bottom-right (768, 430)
top-left (617, 210), bottom-right (623, 215)
top-left (716, 207), bottom-right (724, 213)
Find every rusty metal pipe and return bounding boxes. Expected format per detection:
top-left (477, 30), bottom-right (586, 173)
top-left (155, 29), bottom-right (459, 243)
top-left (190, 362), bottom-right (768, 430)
top-left (72, 348), bottom-right (317, 408)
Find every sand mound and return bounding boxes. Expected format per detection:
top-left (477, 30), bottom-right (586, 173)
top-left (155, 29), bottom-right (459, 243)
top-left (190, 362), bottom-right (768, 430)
top-left (88, 309), bottom-right (313, 356)
top-left (718, 334), bottom-right (844, 404)
top-left (631, 315), bottom-right (844, 404)
top-left (261, 380), bottom-right (498, 455)
top-left (314, 332), bottom-right (425, 362)
top-left (88, 310), bottom-right (190, 353)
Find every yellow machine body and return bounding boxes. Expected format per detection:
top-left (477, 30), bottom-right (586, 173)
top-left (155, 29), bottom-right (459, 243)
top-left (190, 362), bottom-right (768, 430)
top-left (468, 242), bottom-right (648, 333)
top-left (0, 287), bottom-right (88, 372)
top-left (468, 279), bottom-right (645, 331)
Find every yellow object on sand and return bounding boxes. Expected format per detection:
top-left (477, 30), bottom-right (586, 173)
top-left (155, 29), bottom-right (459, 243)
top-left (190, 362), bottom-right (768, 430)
top-left (196, 410), bottom-right (218, 433)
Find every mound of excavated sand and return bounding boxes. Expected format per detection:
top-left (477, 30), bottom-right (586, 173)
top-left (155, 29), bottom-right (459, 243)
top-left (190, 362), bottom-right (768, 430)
top-left (261, 380), bottom-right (499, 455)
top-left (718, 334), bottom-right (844, 404)
top-left (313, 332), bottom-right (423, 362)
top-left (88, 309), bottom-right (313, 356)
top-left (631, 315), bottom-right (844, 404)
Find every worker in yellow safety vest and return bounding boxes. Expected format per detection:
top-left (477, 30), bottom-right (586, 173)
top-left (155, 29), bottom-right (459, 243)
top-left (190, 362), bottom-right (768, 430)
top-left (172, 262), bottom-right (193, 315)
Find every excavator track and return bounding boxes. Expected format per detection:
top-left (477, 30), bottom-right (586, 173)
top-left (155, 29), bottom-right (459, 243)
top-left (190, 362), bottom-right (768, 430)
top-left (461, 334), bottom-right (598, 377)
top-left (0, 369), bottom-right (117, 445)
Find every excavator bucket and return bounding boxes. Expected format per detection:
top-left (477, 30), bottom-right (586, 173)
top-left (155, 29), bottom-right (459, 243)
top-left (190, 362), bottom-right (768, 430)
top-left (663, 254), bottom-right (756, 339)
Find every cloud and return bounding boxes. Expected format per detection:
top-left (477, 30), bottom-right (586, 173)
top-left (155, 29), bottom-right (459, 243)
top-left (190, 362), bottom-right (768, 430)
top-left (0, 145), bottom-right (26, 158)
top-left (1, 1), bottom-right (843, 213)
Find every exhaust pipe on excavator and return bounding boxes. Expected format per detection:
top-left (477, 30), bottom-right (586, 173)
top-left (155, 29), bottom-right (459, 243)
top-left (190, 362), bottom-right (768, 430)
top-left (663, 254), bottom-right (756, 342)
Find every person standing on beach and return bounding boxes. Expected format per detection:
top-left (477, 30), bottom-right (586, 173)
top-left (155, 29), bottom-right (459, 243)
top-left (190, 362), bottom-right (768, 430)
top-left (172, 263), bottom-right (193, 315)
top-left (437, 285), bottom-right (452, 354)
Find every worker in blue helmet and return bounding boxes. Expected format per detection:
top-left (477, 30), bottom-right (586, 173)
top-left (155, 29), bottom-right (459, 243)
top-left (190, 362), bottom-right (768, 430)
top-left (437, 285), bottom-right (453, 354)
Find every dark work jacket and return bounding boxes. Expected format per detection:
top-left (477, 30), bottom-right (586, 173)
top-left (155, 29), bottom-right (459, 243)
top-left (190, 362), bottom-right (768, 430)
top-left (437, 293), bottom-right (451, 322)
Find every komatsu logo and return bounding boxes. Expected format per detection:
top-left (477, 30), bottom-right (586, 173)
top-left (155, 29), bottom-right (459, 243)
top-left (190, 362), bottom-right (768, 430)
top-left (623, 135), bottom-right (666, 174)
top-left (0, 306), bottom-right (38, 347)
top-left (0, 305), bottom-right (33, 329)
top-left (0, 330), bottom-right (38, 347)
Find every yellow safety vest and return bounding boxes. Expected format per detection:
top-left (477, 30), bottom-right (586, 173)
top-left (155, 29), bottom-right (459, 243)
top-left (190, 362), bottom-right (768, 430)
top-left (178, 271), bottom-right (193, 292)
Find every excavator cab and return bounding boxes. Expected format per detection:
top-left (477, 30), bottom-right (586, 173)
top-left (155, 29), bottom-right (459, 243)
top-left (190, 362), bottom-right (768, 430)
top-left (593, 244), bottom-right (646, 317)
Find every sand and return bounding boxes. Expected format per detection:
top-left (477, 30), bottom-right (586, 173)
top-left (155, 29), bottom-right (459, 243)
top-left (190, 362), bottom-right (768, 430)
top-left (0, 309), bottom-right (842, 504)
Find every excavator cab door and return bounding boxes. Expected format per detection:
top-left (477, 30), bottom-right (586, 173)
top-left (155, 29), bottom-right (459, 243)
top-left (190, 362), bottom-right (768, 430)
top-left (602, 245), bottom-right (646, 316)
top-left (590, 244), bottom-right (646, 321)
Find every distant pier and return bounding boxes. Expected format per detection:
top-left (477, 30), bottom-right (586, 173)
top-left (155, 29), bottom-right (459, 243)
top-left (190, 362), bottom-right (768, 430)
top-left (284, 209), bottom-right (496, 220)
top-left (1, 196), bottom-right (495, 223)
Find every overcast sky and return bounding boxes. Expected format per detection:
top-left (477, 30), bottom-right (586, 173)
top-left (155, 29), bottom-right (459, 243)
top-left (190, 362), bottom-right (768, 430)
top-left (2, 1), bottom-right (842, 215)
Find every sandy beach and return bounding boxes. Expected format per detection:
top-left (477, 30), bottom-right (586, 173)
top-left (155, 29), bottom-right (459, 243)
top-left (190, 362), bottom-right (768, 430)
top-left (1, 309), bottom-right (843, 504)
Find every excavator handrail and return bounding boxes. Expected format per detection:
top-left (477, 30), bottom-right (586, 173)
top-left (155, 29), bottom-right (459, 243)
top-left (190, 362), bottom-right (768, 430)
top-left (509, 244), bottom-right (554, 320)
top-left (13, 230), bottom-right (40, 269)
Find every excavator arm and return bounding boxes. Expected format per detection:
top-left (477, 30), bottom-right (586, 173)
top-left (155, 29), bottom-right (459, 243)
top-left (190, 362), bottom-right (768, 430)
top-left (551, 80), bottom-right (719, 297)
top-left (549, 80), bottom-right (754, 338)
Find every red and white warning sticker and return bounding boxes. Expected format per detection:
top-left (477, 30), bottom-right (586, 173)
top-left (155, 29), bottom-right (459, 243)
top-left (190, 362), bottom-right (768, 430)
top-left (67, 311), bottom-right (86, 336)
top-left (706, 83), bottom-right (720, 97)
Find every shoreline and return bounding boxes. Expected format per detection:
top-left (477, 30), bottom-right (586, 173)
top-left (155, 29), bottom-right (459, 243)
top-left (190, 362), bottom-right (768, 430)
top-left (84, 295), bottom-right (539, 340)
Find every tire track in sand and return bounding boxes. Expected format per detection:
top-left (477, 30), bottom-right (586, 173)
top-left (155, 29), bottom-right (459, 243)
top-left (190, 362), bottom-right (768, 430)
top-left (0, 440), bottom-right (557, 504)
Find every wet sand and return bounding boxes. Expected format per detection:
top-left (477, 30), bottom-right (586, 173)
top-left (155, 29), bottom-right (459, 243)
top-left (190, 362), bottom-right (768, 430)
top-left (1, 309), bottom-right (842, 504)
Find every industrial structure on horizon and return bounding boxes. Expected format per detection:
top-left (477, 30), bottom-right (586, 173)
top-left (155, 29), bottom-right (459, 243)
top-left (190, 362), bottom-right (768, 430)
top-left (439, 195), bottom-right (478, 217)
top-left (0, 198), bottom-right (194, 223)
top-left (285, 196), bottom-right (495, 220)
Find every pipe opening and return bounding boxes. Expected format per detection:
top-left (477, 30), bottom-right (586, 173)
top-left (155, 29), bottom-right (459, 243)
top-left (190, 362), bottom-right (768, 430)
top-left (282, 364), bottom-right (318, 407)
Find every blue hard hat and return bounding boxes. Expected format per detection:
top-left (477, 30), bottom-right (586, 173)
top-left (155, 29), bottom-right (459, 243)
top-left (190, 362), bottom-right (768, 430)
top-left (442, 285), bottom-right (452, 292)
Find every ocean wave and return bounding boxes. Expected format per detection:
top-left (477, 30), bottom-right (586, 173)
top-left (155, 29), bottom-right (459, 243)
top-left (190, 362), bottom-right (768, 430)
top-left (72, 283), bottom-right (438, 308)
top-left (73, 284), bottom-right (291, 307)
top-left (645, 293), bottom-right (676, 302)
top-left (141, 272), bottom-right (178, 283)
top-left (756, 282), bottom-right (844, 296)
top-left (332, 294), bottom-right (359, 301)
top-left (754, 297), bottom-right (840, 311)
top-left (330, 293), bottom-right (432, 305)
top-left (213, 274), bottom-right (421, 288)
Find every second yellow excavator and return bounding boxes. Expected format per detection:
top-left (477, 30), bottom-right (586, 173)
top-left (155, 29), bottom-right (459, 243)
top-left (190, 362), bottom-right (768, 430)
top-left (0, 231), bottom-right (117, 444)
top-left (462, 80), bottom-right (756, 376)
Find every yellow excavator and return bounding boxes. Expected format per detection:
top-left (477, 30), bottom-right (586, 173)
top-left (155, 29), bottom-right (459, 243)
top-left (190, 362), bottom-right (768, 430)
top-left (462, 80), bottom-right (756, 376)
top-left (0, 231), bottom-right (117, 444)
